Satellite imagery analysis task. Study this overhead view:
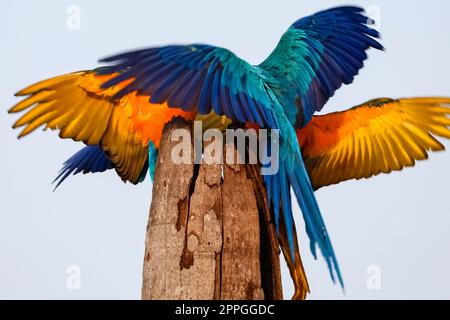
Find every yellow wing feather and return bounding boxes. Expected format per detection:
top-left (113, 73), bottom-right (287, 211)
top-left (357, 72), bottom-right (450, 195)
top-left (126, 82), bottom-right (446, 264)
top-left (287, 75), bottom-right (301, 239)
top-left (9, 72), bottom-right (195, 183)
top-left (298, 98), bottom-right (450, 189)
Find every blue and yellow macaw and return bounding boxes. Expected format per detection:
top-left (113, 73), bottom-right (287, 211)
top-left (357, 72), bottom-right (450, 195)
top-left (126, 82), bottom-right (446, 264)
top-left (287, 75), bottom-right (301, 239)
top-left (9, 6), bottom-right (450, 299)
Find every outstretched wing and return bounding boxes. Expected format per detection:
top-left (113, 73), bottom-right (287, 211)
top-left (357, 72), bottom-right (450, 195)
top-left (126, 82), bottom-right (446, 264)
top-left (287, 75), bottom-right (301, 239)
top-left (259, 6), bottom-right (383, 127)
top-left (98, 44), bottom-right (301, 164)
top-left (97, 44), bottom-right (300, 164)
top-left (98, 45), bottom-right (280, 129)
top-left (9, 72), bottom-right (195, 183)
top-left (298, 98), bottom-right (450, 189)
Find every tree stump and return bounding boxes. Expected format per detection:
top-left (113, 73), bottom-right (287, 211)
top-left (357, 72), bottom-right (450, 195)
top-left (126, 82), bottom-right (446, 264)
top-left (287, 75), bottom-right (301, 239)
top-left (141, 117), bottom-right (283, 300)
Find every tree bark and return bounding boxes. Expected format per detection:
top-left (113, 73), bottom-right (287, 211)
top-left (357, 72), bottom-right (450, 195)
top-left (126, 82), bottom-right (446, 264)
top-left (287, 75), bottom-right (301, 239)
top-left (141, 117), bottom-right (283, 300)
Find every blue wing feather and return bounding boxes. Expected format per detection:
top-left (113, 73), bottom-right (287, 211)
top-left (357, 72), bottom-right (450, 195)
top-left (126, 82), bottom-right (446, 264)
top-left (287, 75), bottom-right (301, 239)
top-left (260, 6), bottom-right (383, 127)
top-left (53, 144), bottom-right (150, 190)
top-left (98, 45), bottom-right (289, 133)
top-left (53, 145), bottom-right (115, 190)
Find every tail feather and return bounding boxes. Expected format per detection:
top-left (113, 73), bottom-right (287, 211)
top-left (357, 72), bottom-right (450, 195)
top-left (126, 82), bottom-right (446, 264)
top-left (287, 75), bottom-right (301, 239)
top-left (279, 162), bottom-right (296, 260)
top-left (288, 157), bottom-right (344, 288)
top-left (264, 143), bottom-right (344, 296)
top-left (277, 215), bottom-right (310, 300)
top-left (264, 158), bottom-right (311, 299)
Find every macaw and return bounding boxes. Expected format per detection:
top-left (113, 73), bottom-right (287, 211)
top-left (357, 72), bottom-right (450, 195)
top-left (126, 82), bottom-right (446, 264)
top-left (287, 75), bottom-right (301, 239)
top-left (8, 6), bottom-right (450, 300)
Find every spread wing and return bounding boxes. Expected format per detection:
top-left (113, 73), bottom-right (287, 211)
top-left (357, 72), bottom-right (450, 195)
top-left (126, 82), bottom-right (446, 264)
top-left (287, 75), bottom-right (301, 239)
top-left (9, 72), bottom-right (195, 183)
top-left (259, 6), bottom-right (383, 127)
top-left (98, 45), bottom-right (281, 129)
top-left (298, 98), bottom-right (450, 189)
top-left (97, 44), bottom-right (301, 162)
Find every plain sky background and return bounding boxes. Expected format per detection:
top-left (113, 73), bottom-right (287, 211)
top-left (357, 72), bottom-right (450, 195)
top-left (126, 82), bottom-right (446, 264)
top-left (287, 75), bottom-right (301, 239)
top-left (1, 0), bottom-right (449, 300)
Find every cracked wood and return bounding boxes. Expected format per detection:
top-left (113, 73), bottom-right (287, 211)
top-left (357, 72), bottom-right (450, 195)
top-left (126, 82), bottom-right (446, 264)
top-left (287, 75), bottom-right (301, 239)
top-left (141, 117), bottom-right (282, 300)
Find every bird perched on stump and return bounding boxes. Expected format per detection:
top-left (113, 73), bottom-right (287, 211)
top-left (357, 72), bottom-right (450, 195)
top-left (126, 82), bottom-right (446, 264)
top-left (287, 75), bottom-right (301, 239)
top-left (8, 6), bottom-right (450, 300)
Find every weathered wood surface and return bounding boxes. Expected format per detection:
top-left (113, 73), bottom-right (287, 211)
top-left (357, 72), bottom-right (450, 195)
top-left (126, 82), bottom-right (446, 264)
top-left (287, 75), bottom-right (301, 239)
top-left (141, 117), bottom-right (282, 300)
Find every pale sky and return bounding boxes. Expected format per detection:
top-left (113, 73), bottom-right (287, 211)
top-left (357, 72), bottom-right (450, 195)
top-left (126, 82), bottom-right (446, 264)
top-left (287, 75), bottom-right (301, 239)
top-left (1, 0), bottom-right (449, 299)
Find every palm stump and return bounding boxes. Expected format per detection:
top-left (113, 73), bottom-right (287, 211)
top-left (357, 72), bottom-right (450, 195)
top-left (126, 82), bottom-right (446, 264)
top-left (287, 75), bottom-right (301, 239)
top-left (141, 117), bottom-right (283, 300)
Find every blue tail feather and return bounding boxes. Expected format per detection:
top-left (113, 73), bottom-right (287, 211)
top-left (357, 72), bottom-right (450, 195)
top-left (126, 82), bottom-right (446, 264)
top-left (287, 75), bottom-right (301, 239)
top-left (289, 156), bottom-right (344, 288)
top-left (278, 162), bottom-right (296, 260)
top-left (264, 144), bottom-right (344, 289)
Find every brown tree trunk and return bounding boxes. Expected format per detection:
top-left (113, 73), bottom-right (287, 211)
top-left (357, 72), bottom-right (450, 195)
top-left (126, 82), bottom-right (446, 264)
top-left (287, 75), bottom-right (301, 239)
top-left (141, 117), bottom-right (283, 300)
